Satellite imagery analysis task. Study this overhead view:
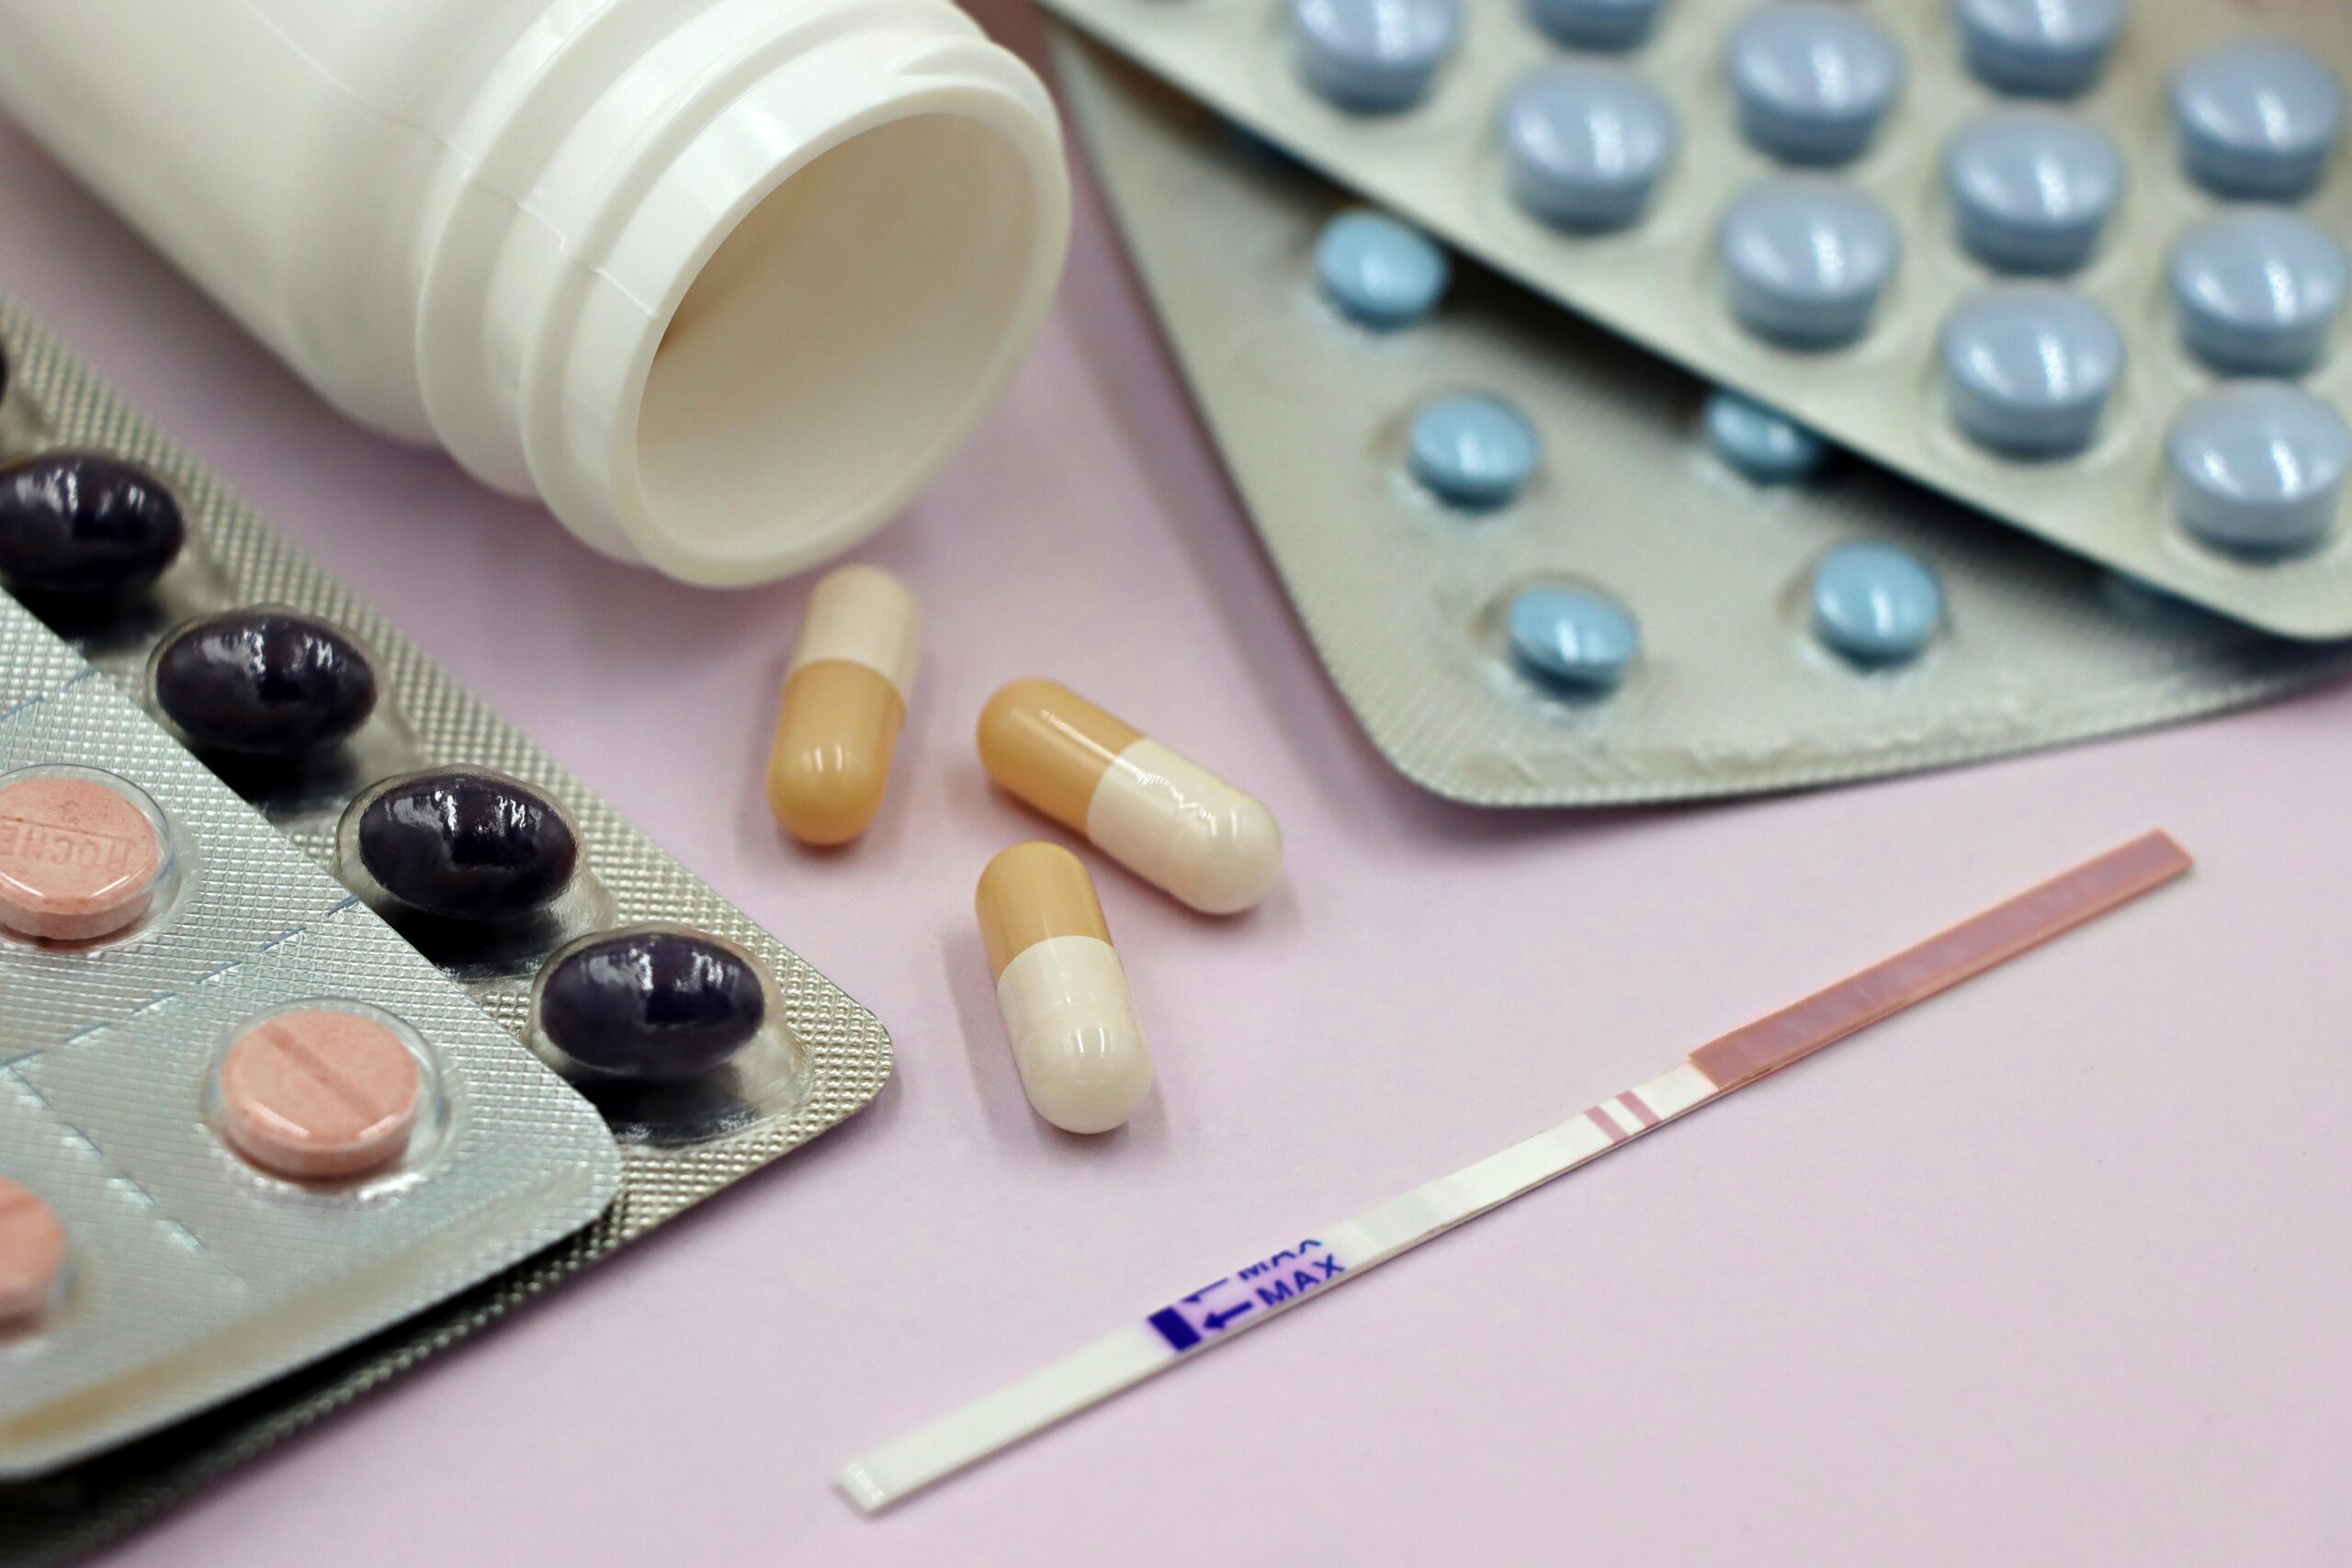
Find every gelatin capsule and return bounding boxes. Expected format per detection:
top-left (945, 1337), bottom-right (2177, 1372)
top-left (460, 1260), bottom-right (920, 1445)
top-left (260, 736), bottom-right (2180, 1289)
top-left (977, 678), bottom-right (1283, 915)
top-left (976, 841), bottom-right (1152, 1134)
top-left (767, 565), bottom-right (920, 846)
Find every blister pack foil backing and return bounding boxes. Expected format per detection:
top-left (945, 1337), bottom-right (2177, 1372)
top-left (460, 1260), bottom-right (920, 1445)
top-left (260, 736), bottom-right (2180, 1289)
top-left (1039, 0), bottom-right (2352, 638)
top-left (0, 619), bottom-right (624, 1478)
top-left (0, 295), bottom-right (891, 1563)
top-left (1055, 35), bottom-right (2352, 805)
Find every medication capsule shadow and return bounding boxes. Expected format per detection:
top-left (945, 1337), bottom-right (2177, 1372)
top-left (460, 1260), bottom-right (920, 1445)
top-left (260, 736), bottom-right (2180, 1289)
top-left (976, 841), bottom-right (1153, 1134)
top-left (767, 565), bottom-right (920, 846)
top-left (977, 678), bottom-right (1283, 915)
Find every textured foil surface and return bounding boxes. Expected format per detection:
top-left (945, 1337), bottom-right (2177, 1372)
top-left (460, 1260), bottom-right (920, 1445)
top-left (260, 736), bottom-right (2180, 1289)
top-left (1039, 0), bottom-right (2352, 638)
top-left (0, 297), bottom-right (892, 1563)
top-left (1056, 36), bottom-right (2352, 806)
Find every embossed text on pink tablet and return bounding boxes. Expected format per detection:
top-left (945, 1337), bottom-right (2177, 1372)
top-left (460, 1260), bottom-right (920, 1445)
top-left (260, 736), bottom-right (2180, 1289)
top-left (0, 773), bottom-right (165, 942)
top-left (219, 1009), bottom-right (423, 1180)
top-left (0, 1177), bottom-right (68, 1325)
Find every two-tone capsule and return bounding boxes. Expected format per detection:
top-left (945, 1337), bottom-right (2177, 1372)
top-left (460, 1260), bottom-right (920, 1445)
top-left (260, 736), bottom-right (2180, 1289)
top-left (767, 566), bottom-right (920, 846)
top-left (977, 679), bottom-right (1282, 915)
top-left (977, 842), bottom-right (1153, 1134)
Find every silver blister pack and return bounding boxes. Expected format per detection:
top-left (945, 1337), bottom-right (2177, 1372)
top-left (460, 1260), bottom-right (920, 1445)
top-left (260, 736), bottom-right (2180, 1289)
top-left (0, 296), bottom-right (891, 1562)
top-left (1056, 36), bottom-right (2352, 805)
top-left (1039, 0), bottom-right (2352, 638)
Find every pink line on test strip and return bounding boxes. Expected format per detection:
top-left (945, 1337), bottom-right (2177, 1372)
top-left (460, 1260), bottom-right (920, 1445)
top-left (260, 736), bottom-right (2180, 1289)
top-left (839, 831), bottom-right (2192, 1514)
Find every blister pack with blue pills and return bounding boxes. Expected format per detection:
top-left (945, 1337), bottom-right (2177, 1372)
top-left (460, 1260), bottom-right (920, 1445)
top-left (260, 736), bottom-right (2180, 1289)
top-left (1055, 35), bottom-right (2352, 805)
top-left (1037, 0), bottom-right (2352, 639)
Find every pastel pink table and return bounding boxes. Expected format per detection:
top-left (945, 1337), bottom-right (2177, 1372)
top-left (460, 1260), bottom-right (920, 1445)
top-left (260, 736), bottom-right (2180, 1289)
top-left (6, 7), bottom-right (2349, 1563)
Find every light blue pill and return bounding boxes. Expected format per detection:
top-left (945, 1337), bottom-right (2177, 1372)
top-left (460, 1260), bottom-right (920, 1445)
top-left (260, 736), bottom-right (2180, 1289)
top-left (1316, 211), bottom-right (1452, 328)
top-left (1291, 0), bottom-right (1461, 114)
top-left (1525, 0), bottom-right (1665, 51)
top-left (1944, 111), bottom-right (2123, 276)
top-left (1704, 389), bottom-right (1826, 481)
top-left (2169, 210), bottom-right (2347, 377)
top-left (1939, 287), bottom-right (2124, 457)
top-left (1812, 542), bottom-right (1944, 664)
top-left (2166, 382), bottom-right (2351, 555)
top-left (1728, 4), bottom-right (1905, 165)
top-left (1507, 584), bottom-right (1640, 691)
top-left (2172, 42), bottom-right (2345, 200)
top-left (1408, 393), bottom-right (1541, 508)
top-left (1500, 66), bottom-right (1679, 231)
top-left (1720, 179), bottom-right (1901, 348)
top-left (1956, 0), bottom-right (2120, 97)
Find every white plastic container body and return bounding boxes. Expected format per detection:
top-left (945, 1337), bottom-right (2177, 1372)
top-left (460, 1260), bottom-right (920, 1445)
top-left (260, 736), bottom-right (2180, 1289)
top-left (0, 0), bottom-right (1069, 584)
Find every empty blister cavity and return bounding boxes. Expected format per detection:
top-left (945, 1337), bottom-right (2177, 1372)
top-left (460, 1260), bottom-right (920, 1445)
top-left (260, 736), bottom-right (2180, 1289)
top-left (1955, 0), bottom-right (2120, 98)
top-left (1505, 582), bottom-right (1640, 694)
top-left (0, 764), bottom-right (176, 943)
top-left (149, 607), bottom-right (380, 758)
top-left (209, 1003), bottom-right (442, 1183)
top-left (2168, 211), bottom-right (2347, 378)
top-left (0, 1177), bottom-right (67, 1329)
top-left (0, 452), bottom-right (184, 604)
top-left (1727, 4), bottom-right (1905, 166)
top-left (1408, 392), bottom-right (1541, 506)
top-left (1525, 0), bottom-right (1664, 51)
top-left (1705, 387), bottom-right (1826, 480)
top-left (1944, 111), bottom-right (2123, 276)
top-left (1315, 210), bottom-right (1452, 327)
top-left (1811, 541), bottom-right (1944, 665)
top-left (2166, 383), bottom-right (2351, 557)
top-left (1290, 0), bottom-right (1460, 114)
top-left (1720, 179), bottom-right (1901, 348)
top-left (2171, 42), bottom-right (2345, 201)
top-left (1500, 65), bottom-right (1679, 231)
top-left (1940, 286), bottom-right (2123, 458)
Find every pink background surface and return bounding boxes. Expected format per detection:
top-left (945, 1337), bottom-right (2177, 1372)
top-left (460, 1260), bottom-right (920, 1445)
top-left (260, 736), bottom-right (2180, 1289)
top-left (6, 7), bottom-right (2351, 1562)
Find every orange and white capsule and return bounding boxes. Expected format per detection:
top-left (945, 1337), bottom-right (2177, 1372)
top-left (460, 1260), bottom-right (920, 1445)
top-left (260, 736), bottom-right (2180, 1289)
top-left (977, 841), bottom-right (1153, 1134)
top-left (767, 565), bottom-right (920, 846)
top-left (976, 679), bottom-right (1282, 915)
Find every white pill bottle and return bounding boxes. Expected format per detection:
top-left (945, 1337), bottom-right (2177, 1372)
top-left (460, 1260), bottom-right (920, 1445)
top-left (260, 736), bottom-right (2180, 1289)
top-left (0, 0), bottom-right (1069, 584)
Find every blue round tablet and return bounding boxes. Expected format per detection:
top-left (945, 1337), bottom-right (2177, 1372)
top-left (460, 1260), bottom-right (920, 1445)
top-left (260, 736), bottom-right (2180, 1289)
top-left (1525, 0), bottom-right (1664, 51)
top-left (1316, 211), bottom-right (1452, 329)
top-left (1720, 179), bottom-right (1901, 349)
top-left (1704, 389), bottom-right (1826, 481)
top-left (1728, 4), bottom-right (1905, 165)
top-left (2166, 382), bottom-right (2351, 555)
top-left (1507, 584), bottom-right (1640, 691)
top-left (2169, 210), bottom-right (2347, 378)
top-left (1943, 111), bottom-right (2123, 276)
top-left (1939, 286), bottom-right (2124, 458)
top-left (1811, 542), bottom-right (1944, 665)
top-left (1408, 393), bottom-right (1541, 509)
top-left (1955, 0), bottom-right (2120, 97)
top-left (1500, 66), bottom-right (1679, 232)
top-left (2171, 42), bottom-right (2344, 200)
top-left (1291, 0), bottom-right (1461, 114)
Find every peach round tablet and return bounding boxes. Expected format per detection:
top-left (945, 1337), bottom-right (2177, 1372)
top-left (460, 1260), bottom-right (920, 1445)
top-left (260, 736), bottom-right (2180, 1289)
top-left (0, 1177), bottom-right (68, 1326)
top-left (0, 772), bottom-right (165, 941)
top-left (219, 1009), bottom-right (423, 1180)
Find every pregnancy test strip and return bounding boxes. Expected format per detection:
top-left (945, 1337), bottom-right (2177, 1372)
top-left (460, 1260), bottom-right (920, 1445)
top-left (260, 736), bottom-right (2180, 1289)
top-left (839, 830), bottom-right (2191, 1513)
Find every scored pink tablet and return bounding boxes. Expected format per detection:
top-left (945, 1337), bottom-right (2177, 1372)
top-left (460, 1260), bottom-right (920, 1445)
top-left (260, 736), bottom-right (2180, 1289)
top-left (218, 1009), bottom-right (424, 1180)
top-left (0, 1177), bottom-right (68, 1325)
top-left (0, 773), bottom-right (166, 942)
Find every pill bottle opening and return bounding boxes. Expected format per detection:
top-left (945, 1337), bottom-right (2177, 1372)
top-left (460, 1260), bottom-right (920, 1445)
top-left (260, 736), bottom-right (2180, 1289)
top-left (631, 113), bottom-right (1048, 585)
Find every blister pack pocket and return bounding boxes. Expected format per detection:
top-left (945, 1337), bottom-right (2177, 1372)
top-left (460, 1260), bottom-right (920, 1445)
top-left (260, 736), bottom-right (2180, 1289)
top-left (1040, 0), bottom-right (2352, 638)
top-left (1056, 35), bottom-right (2352, 805)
